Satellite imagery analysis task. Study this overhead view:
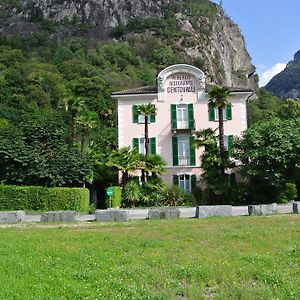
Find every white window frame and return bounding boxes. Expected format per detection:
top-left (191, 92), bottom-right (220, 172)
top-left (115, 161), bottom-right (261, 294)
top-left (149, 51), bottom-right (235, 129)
top-left (216, 135), bottom-right (229, 150)
top-left (178, 174), bottom-right (191, 193)
top-left (176, 104), bottom-right (189, 129)
top-left (178, 136), bottom-right (190, 166)
top-left (214, 107), bottom-right (227, 121)
top-left (138, 114), bottom-right (151, 124)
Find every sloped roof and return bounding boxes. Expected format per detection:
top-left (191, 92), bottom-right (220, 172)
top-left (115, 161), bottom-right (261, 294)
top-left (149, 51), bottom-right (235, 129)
top-left (112, 84), bottom-right (253, 96)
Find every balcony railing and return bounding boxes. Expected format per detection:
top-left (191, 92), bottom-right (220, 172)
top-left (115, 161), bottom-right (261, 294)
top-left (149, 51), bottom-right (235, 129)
top-left (172, 119), bottom-right (195, 130)
top-left (178, 156), bottom-right (190, 166)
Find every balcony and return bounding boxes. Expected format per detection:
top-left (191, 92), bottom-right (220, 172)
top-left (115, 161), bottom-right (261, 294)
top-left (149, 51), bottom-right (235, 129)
top-left (178, 156), bottom-right (190, 166)
top-left (171, 119), bottom-right (195, 131)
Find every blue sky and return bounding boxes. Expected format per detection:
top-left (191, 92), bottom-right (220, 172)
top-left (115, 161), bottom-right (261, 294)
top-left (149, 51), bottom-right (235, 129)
top-left (212, 0), bottom-right (300, 86)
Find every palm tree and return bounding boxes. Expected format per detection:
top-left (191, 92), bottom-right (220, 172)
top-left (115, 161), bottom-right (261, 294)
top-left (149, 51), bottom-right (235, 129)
top-left (208, 86), bottom-right (232, 172)
top-left (76, 109), bottom-right (98, 155)
top-left (136, 103), bottom-right (156, 156)
top-left (107, 147), bottom-right (140, 186)
top-left (140, 154), bottom-right (166, 179)
top-left (63, 93), bottom-right (83, 143)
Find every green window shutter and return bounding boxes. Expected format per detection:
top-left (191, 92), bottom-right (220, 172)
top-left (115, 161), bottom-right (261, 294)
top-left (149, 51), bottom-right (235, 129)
top-left (150, 137), bottom-right (156, 154)
top-left (172, 136), bottom-right (178, 166)
top-left (226, 104), bottom-right (232, 120)
top-left (188, 104), bottom-right (195, 129)
top-left (150, 107), bottom-right (156, 123)
top-left (191, 175), bottom-right (197, 191)
top-left (228, 135), bottom-right (234, 151)
top-left (173, 175), bottom-right (179, 186)
top-left (132, 138), bottom-right (139, 150)
top-left (189, 136), bottom-right (196, 166)
top-left (209, 107), bottom-right (215, 121)
top-left (132, 105), bottom-right (138, 123)
top-left (171, 104), bottom-right (177, 129)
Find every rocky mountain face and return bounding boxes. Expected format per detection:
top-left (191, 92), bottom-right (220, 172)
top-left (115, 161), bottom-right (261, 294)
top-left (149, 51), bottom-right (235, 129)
top-left (265, 50), bottom-right (300, 99)
top-left (0, 0), bottom-right (256, 89)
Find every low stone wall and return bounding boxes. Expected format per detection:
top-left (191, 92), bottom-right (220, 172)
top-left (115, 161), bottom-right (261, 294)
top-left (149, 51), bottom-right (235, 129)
top-left (148, 208), bottom-right (180, 220)
top-left (0, 211), bottom-right (25, 223)
top-left (196, 206), bottom-right (232, 218)
top-left (95, 209), bottom-right (129, 222)
top-left (41, 211), bottom-right (77, 222)
top-left (248, 204), bottom-right (278, 216)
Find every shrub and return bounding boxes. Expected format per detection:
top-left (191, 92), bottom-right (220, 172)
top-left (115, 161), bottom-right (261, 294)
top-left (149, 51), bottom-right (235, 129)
top-left (121, 181), bottom-right (141, 208)
top-left (161, 185), bottom-right (192, 207)
top-left (279, 183), bottom-right (298, 203)
top-left (105, 186), bottom-right (122, 208)
top-left (0, 185), bottom-right (89, 212)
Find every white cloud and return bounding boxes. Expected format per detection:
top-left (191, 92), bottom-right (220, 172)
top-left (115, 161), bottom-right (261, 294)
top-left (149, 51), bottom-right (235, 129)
top-left (259, 63), bottom-right (286, 87)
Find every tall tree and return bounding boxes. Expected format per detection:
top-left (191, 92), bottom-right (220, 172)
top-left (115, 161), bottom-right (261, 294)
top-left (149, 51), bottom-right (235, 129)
top-left (208, 86), bottom-right (232, 173)
top-left (63, 92), bottom-right (83, 142)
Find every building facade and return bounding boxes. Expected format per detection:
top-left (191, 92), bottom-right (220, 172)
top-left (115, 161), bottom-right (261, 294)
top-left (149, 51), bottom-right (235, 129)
top-left (112, 64), bottom-right (252, 192)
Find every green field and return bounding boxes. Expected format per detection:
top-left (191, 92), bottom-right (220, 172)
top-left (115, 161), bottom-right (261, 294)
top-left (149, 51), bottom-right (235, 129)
top-left (1, 216), bottom-right (300, 299)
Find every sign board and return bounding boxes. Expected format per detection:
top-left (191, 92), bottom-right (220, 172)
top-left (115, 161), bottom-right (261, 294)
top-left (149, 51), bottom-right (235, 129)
top-left (106, 187), bottom-right (113, 197)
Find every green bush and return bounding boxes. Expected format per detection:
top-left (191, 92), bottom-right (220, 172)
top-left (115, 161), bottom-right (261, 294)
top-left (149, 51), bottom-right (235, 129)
top-left (0, 185), bottom-right (89, 212)
top-left (105, 186), bottom-right (122, 208)
top-left (279, 183), bottom-right (298, 203)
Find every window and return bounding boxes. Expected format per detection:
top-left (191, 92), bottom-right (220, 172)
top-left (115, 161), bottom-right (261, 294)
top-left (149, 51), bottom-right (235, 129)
top-left (171, 104), bottom-right (194, 130)
top-left (132, 105), bottom-right (156, 124)
top-left (209, 104), bottom-right (232, 122)
top-left (176, 104), bottom-right (188, 129)
top-left (178, 136), bottom-right (190, 166)
top-left (179, 174), bottom-right (191, 193)
top-left (133, 137), bottom-right (156, 154)
top-left (173, 174), bottom-right (196, 193)
top-left (216, 135), bottom-right (233, 151)
top-left (172, 136), bottom-right (196, 166)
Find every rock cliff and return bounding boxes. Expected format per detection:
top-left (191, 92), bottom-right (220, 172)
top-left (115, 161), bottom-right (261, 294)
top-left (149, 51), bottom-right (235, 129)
top-left (0, 0), bottom-right (256, 88)
top-left (266, 50), bottom-right (300, 99)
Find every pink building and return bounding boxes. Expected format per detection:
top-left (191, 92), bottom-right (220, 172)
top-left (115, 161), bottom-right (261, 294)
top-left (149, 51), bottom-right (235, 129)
top-left (112, 64), bottom-right (252, 192)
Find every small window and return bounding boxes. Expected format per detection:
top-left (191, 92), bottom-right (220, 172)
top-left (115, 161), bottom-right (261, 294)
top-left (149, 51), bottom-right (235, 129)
top-left (214, 108), bottom-right (227, 121)
top-left (179, 174), bottom-right (191, 193)
top-left (138, 114), bottom-right (151, 124)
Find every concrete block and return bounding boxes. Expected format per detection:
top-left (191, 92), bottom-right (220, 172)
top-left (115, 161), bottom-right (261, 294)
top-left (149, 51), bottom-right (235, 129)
top-left (293, 202), bottom-right (300, 214)
top-left (126, 209), bottom-right (149, 220)
top-left (148, 208), bottom-right (180, 219)
top-left (41, 211), bottom-right (77, 222)
top-left (178, 207), bottom-right (197, 218)
top-left (248, 204), bottom-right (278, 216)
top-left (0, 211), bottom-right (25, 223)
top-left (232, 206), bottom-right (249, 216)
top-left (277, 203), bottom-right (293, 214)
top-left (95, 209), bottom-right (129, 222)
top-left (196, 206), bottom-right (233, 218)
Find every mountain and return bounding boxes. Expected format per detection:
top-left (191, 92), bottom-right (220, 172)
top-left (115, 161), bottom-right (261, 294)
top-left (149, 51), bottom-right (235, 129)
top-left (265, 50), bottom-right (300, 99)
top-left (0, 0), bottom-right (256, 89)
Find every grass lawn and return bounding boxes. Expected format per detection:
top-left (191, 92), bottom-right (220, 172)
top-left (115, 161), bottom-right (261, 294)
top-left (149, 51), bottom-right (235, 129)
top-left (1, 215), bottom-right (300, 299)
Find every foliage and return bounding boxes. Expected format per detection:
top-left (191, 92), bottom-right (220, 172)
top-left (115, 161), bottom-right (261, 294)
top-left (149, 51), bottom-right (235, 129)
top-left (121, 180), bottom-right (142, 208)
top-left (235, 118), bottom-right (300, 203)
top-left (279, 183), bottom-right (298, 203)
top-left (248, 88), bottom-right (281, 126)
top-left (0, 185), bottom-right (89, 212)
top-left (105, 186), bottom-right (122, 208)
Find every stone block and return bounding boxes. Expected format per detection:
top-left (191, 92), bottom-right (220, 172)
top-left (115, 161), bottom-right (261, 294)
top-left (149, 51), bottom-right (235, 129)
top-left (148, 208), bottom-right (180, 219)
top-left (196, 206), bottom-right (233, 218)
top-left (0, 211), bottom-right (25, 223)
top-left (248, 204), bottom-right (278, 216)
top-left (95, 209), bottom-right (129, 222)
top-left (293, 202), bottom-right (300, 214)
top-left (41, 211), bottom-right (77, 222)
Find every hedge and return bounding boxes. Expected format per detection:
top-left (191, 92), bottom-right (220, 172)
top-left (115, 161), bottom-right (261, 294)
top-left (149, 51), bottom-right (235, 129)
top-left (0, 185), bottom-right (90, 213)
top-left (105, 186), bottom-right (122, 208)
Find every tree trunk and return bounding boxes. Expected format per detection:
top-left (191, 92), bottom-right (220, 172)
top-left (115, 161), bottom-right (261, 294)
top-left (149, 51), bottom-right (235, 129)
top-left (81, 127), bottom-right (88, 156)
top-left (71, 110), bottom-right (77, 143)
top-left (218, 106), bottom-right (225, 174)
top-left (144, 116), bottom-right (149, 182)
